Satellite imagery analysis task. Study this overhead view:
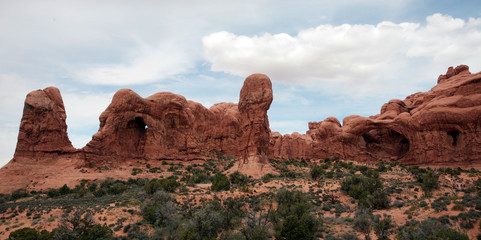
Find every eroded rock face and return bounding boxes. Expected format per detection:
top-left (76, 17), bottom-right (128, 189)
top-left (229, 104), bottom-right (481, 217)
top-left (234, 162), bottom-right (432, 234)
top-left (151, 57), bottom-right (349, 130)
top-left (82, 90), bottom-right (240, 165)
top-left (14, 87), bottom-right (76, 161)
top-left (7, 65), bottom-right (481, 178)
top-left (272, 65), bottom-right (481, 165)
top-left (82, 74), bottom-right (275, 175)
top-left (231, 74), bottom-right (277, 177)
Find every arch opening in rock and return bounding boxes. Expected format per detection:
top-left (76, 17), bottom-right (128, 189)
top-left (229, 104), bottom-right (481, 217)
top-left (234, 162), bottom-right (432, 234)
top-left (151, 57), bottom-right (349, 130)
top-left (119, 117), bottom-right (147, 157)
top-left (361, 128), bottom-right (410, 160)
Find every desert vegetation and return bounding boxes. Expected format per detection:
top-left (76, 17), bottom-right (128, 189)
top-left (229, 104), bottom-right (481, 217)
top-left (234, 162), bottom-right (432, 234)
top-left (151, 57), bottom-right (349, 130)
top-left (1, 153), bottom-right (481, 239)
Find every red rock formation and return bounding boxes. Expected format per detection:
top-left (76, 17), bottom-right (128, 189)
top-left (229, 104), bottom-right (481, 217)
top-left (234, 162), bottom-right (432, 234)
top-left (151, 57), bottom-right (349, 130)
top-left (81, 74), bottom-right (277, 177)
top-left (82, 90), bottom-right (239, 165)
top-left (230, 74), bottom-right (277, 177)
top-left (14, 87), bottom-right (76, 161)
top-left (272, 65), bottom-right (481, 165)
top-left (4, 65), bottom-right (481, 184)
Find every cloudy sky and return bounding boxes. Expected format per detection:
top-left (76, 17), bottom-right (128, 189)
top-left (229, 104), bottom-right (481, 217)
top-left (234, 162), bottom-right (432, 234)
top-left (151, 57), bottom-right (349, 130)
top-left (1, 0), bottom-right (481, 167)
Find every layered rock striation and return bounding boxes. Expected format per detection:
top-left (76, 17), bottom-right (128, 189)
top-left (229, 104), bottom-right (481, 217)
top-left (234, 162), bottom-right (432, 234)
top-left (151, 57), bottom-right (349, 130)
top-left (6, 65), bottom-right (481, 176)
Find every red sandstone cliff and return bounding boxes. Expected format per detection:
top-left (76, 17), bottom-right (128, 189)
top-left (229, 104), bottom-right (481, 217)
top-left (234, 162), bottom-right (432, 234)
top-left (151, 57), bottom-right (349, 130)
top-left (3, 65), bottom-right (481, 185)
top-left (271, 65), bottom-right (481, 165)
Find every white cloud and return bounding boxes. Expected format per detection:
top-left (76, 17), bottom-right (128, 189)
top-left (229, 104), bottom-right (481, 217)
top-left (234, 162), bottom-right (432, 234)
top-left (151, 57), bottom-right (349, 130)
top-left (203, 14), bottom-right (481, 96)
top-left (78, 40), bottom-right (194, 85)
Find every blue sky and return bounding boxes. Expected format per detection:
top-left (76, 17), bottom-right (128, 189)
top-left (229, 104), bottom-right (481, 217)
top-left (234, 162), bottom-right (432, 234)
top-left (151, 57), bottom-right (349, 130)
top-left (1, 0), bottom-right (481, 167)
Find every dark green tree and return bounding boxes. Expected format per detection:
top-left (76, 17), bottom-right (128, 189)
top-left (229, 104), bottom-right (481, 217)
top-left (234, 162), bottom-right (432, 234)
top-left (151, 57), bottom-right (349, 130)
top-left (212, 173), bottom-right (230, 191)
top-left (373, 217), bottom-right (394, 240)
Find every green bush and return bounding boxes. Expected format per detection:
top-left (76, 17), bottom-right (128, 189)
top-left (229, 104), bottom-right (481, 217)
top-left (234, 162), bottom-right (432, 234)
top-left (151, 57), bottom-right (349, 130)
top-left (142, 191), bottom-right (177, 227)
top-left (368, 190), bottom-right (390, 209)
top-left (374, 217), bottom-right (394, 240)
top-left (340, 174), bottom-right (389, 209)
top-left (145, 178), bottom-right (180, 194)
top-left (277, 214), bottom-right (318, 240)
top-left (131, 168), bottom-right (143, 176)
top-left (407, 167), bottom-right (439, 195)
top-left (397, 219), bottom-right (468, 240)
top-left (182, 201), bottom-right (225, 239)
top-left (229, 171), bottom-right (249, 186)
top-left (8, 227), bottom-right (49, 240)
top-left (310, 165), bottom-right (325, 180)
top-left (47, 188), bottom-right (60, 198)
top-left (212, 173), bottom-right (230, 192)
top-left (353, 208), bottom-right (373, 239)
top-left (273, 189), bottom-right (320, 239)
top-left (431, 197), bottom-right (450, 212)
top-left (262, 173), bottom-right (276, 183)
top-left (10, 189), bottom-right (28, 200)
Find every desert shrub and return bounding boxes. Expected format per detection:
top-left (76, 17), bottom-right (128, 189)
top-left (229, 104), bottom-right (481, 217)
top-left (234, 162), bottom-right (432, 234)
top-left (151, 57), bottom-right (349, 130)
top-left (341, 175), bottom-right (382, 200)
top-left (145, 179), bottom-right (180, 194)
top-left (454, 209), bottom-right (481, 229)
top-left (272, 189), bottom-right (320, 240)
top-left (87, 182), bottom-right (97, 192)
top-left (452, 204), bottom-right (466, 211)
top-left (149, 167), bottom-right (162, 173)
top-left (373, 217), bottom-right (394, 240)
top-left (241, 208), bottom-right (271, 240)
top-left (368, 190), bottom-right (390, 209)
top-left (340, 174), bottom-right (389, 209)
top-left (8, 227), bottom-right (51, 240)
top-left (131, 168), bottom-right (143, 176)
top-left (10, 189), bottom-right (28, 201)
top-left (262, 173), bottom-right (276, 183)
top-left (181, 200), bottom-right (225, 239)
top-left (310, 165), bottom-right (325, 180)
top-left (100, 177), bottom-right (115, 188)
top-left (212, 173), bottom-right (230, 192)
top-left (93, 188), bottom-right (107, 197)
top-left (341, 232), bottom-right (360, 240)
top-left (280, 167), bottom-right (297, 179)
top-left (376, 161), bottom-right (391, 172)
top-left (219, 231), bottom-right (246, 240)
top-left (353, 208), bottom-right (373, 239)
top-left (183, 168), bottom-right (211, 186)
top-left (431, 197), bottom-right (451, 212)
top-left (421, 171), bottom-right (439, 195)
top-left (47, 188), bottom-right (60, 198)
top-left (474, 178), bottom-right (481, 195)
top-left (229, 171), bottom-right (249, 186)
top-left (397, 219), bottom-right (468, 240)
top-left (277, 214), bottom-right (318, 240)
top-left (52, 211), bottom-right (113, 240)
top-left (142, 191), bottom-right (177, 228)
top-left (222, 197), bottom-right (246, 231)
top-left (107, 182), bottom-right (127, 195)
top-left (408, 167), bottom-right (439, 195)
top-left (59, 184), bottom-right (71, 195)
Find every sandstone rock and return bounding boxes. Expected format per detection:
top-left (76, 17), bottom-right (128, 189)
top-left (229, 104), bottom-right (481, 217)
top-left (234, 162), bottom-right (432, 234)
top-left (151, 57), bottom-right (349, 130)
top-left (83, 73), bottom-right (277, 177)
top-left (231, 74), bottom-right (277, 178)
top-left (273, 65), bottom-right (481, 165)
top-left (14, 87), bottom-right (75, 161)
top-left (5, 65), bottom-right (481, 185)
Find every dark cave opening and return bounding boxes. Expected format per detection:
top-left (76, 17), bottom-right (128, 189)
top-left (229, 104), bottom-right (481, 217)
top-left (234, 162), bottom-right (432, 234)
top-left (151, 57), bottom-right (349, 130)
top-left (362, 129), bottom-right (410, 159)
top-left (448, 131), bottom-right (459, 146)
top-left (127, 117), bottom-right (148, 132)
top-left (120, 117), bottom-right (148, 157)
